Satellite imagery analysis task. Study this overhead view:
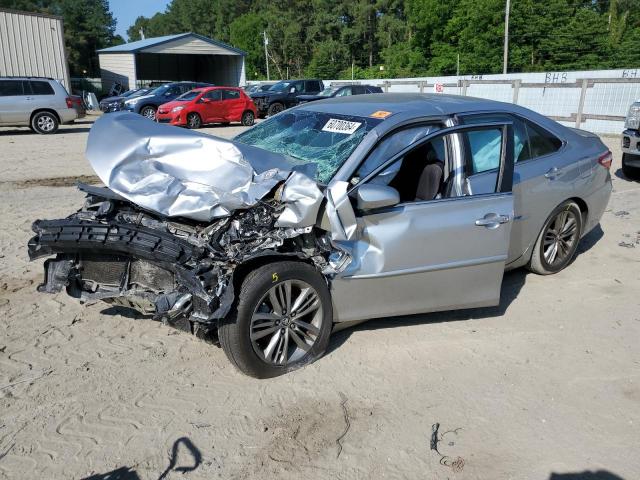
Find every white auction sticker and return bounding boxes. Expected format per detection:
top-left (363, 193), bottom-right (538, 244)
top-left (322, 118), bottom-right (362, 134)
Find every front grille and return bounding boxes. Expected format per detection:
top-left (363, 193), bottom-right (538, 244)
top-left (157, 118), bottom-right (171, 123)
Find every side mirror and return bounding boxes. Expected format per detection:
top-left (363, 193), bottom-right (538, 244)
top-left (201, 97), bottom-right (211, 103)
top-left (356, 184), bottom-right (400, 211)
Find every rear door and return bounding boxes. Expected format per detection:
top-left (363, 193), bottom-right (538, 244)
top-left (330, 122), bottom-right (515, 322)
top-left (461, 113), bottom-right (570, 265)
top-left (0, 80), bottom-right (30, 124)
top-left (221, 89), bottom-right (243, 121)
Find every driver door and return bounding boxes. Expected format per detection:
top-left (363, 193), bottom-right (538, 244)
top-left (330, 123), bottom-right (515, 322)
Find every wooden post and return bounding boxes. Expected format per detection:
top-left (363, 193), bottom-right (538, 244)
top-left (512, 79), bottom-right (520, 104)
top-left (575, 79), bottom-right (588, 129)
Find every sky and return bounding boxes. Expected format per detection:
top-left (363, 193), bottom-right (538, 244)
top-left (109, 0), bottom-right (172, 41)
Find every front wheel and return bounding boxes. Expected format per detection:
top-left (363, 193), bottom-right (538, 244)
top-left (219, 261), bottom-right (333, 378)
top-left (140, 105), bottom-right (157, 120)
top-left (186, 112), bottom-right (202, 129)
top-left (528, 201), bottom-right (582, 275)
top-left (241, 110), bottom-right (255, 126)
top-left (622, 153), bottom-right (639, 179)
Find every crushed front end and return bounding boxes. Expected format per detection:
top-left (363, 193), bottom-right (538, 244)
top-left (28, 183), bottom-right (343, 340)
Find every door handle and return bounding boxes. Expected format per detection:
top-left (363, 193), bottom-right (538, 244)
top-left (544, 167), bottom-right (559, 179)
top-left (475, 213), bottom-right (510, 229)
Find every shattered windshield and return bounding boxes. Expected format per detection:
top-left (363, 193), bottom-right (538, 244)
top-left (234, 110), bottom-right (381, 183)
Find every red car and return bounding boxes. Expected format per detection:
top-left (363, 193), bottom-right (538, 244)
top-left (156, 86), bottom-right (257, 128)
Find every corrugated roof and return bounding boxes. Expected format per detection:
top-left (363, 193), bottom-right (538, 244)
top-left (97, 32), bottom-right (246, 55)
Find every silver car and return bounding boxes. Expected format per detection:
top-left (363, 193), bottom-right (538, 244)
top-left (0, 76), bottom-right (77, 133)
top-left (28, 94), bottom-right (612, 377)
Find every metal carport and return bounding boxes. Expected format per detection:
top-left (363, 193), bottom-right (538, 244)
top-left (97, 33), bottom-right (246, 91)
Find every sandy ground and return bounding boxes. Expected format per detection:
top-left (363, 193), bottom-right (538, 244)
top-left (0, 115), bottom-right (638, 480)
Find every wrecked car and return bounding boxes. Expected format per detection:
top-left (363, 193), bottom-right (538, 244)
top-left (28, 94), bottom-right (612, 378)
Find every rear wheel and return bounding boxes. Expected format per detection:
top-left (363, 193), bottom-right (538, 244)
top-left (241, 110), bottom-right (255, 126)
top-left (528, 201), bottom-right (582, 275)
top-left (219, 261), bottom-right (332, 378)
top-left (31, 111), bottom-right (59, 134)
top-left (140, 105), bottom-right (157, 120)
top-left (267, 102), bottom-right (285, 117)
top-left (186, 112), bottom-right (202, 129)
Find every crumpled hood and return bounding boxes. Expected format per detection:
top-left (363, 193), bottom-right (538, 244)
top-left (86, 112), bottom-right (321, 223)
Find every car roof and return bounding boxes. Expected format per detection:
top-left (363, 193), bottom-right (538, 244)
top-left (296, 93), bottom-right (513, 117)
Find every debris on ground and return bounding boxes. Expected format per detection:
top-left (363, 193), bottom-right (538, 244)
top-left (336, 392), bottom-right (351, 458)
top-left (613, 210), bottom-right (630, 217)
top-left (431, 423), bottom-right (465, 473)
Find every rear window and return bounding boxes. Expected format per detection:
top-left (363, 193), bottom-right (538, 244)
top-left (30, 81), bottom-right (54, 95)
top-left (524, 120), bottom-right (562, 158)
top-left (0, 80), bottom-right (23, 96)
top-left (234, 110), bottom-right (382, 183)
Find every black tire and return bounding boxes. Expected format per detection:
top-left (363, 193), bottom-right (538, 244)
top-left (528, 201), bottom-right (582, 275)
top-left (186, 112), bottom-right (202, 129)
top-left (241, 110), bottom-right (255, 126)
top-left (31, 111), bottom-right (59, 134)
top-left (140, 105), bottom-right (157, 120)
top-left (219, 261), bottom-right (333, 378)
top-left (267, 102), bottom-right (285, 117)
top-left (622, 154), bottom-right (639, 179)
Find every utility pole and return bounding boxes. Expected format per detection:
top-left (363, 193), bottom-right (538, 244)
top-left (263, 31), bottom-right (270, 81)
top-left (456, 53), bottom-right (460, 76)
top-left (503, 0), bottom-right (510, 74)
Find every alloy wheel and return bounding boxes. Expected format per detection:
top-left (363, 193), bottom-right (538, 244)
top-left (543, 209), bottom-right (579, 266)
top-left (250, 280), bottom-right (323, 365)
top-left (37, 115), bottom-right (55, 132)
top-left (141, 107), bottom-right (156, 120)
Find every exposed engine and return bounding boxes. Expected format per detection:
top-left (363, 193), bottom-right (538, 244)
top-left (28, 183), bottom-right (342, 341)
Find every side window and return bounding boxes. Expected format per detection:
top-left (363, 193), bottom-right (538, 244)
top-left (222, 89), bottom-right (240, 100)
top-left (465, 129), bottom-right (503, 175)
top-left (306, 80), bottom-right (320, 92)
top-left (462, 113), bottom-right (529, 163)
top-left (360, 135), bottom-right (450, 203)
top-left (30, 81), bottom-right (54, 95)
top-left (336, 87), bottom-right (352, 97)
top-left (206, 90), bottom-right (222, 101)
top-left (524, 120), bottom-right (562, 158)
top-left (354, 124), bottom-right (440, 184)
top-left (0, 80), bottom-right (24, 96)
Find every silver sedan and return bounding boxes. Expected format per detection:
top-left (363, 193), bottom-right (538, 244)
top-left (29, 94), bottom-right (613, 377)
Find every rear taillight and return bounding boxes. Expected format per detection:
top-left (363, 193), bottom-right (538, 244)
top-left (65, 97), bottom-right (73, 108)
top-left (597, 151), bottom-right (612, 169)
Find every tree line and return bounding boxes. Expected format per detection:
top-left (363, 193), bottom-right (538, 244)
top-left (126, 0), bottom-right (640, 80)
top-left (2, 0), bottom-right (639, 80)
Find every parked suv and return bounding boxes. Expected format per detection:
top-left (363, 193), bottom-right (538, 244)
top-left (250, 79), bottom-right (324, 117)
top-left (123, 81), bottom-right (212, 120)
top-left (0, 77), bottom-right (77, 134)
top-left (622, 100), bottom-right (640, 178)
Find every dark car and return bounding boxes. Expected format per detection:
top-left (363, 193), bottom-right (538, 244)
top-left (123, 82), bottom-right (212, 120)
top-left (99, 88), bottom-right (152, 113)
top-left (297, 84), bottom-right (382, 104)
top-left (250, 79), bottom-right (323, 117)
